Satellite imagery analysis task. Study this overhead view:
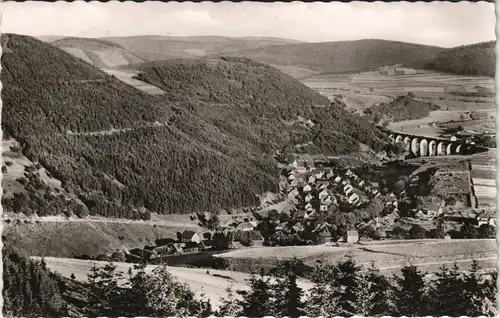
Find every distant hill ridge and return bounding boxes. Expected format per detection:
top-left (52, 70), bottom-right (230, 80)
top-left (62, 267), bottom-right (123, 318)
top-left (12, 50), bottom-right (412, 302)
top-left (223, 39), bottom-right (495, 78)
top-left (426, 41), bottom-right (495, 77)
top-left (48, 35), bottom-right (494, 78)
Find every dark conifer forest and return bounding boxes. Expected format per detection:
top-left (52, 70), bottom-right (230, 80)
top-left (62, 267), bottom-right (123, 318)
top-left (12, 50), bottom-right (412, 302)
top-left (1, 34), bottom-right (385, 218)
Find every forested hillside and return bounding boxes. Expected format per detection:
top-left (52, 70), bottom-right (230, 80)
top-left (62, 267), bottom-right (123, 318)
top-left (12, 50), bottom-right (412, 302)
top-left (3, 246), bottom-right (71, 317)
top-left (222, 39), bottom-right (441, 76)
top-left (426, 41), bottom-right (495, 77)
top-left (2, 34), bottom-right (385, 218)
top-left (222, 39), bottom-right (494, 78)
top-left (1, 34), bottom-right (278, 217)
top-left (133, 57), bottom-right (386, 155)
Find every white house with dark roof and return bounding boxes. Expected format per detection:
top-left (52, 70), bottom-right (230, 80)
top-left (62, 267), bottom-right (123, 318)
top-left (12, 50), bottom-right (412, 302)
top-left (305, 193), bottom-right (313, 203)
top-left (344, 184), bottom-right (354, 196)
top-left (348, 193), bottom-right (360, 205)
top-left (344, 230), bottom-right (359, 243)
top-left (319, 189), bottom-right (329, 200)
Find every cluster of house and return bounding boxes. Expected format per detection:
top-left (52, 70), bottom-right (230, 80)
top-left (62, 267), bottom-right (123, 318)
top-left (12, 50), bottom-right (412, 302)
top-left (378, 65), bottom-right (417, 76)
top-left (440, 208), bottom-right (497, 227)
top-left (149, 230), bottom-right (211, 259)
top-left (285, 161), bottom-right (407, 218)
top-left (147, 224), bottom-right (264, 260)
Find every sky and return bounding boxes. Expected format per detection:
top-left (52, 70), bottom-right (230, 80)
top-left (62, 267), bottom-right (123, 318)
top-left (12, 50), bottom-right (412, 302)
top-left (1, 1), bottom-right (496, 47)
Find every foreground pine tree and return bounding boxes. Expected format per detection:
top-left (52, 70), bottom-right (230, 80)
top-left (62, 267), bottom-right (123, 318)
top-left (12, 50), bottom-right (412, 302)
top-left (272, 261), bottom-right (306, 318)
top-left (391, 263), bottom-right (429, 316)
top-left (3, 247), bottom-right (69, 317)
top-left (236, 273), bottom-right (275, 316)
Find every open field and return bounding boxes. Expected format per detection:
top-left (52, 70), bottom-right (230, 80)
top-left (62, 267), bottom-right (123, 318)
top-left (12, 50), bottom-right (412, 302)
top-left (270, 64), bottom-right (319, 79)
top-left (215, 239), bottom-right (497, 272)
top-left (102, 68), bottom-right (166, 95)
top-left (36, 257), bottom-right (314, 308)
top-left (303, 70), bottom-right (495, 138)
top-left (303, 70), bottom-right (495, 98)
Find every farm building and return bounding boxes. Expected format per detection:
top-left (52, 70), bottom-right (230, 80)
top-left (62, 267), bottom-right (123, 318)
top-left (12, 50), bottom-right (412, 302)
top-left (236, 222), bottom-right (254, 232)
top-left (344, 230), bottom-right (359, 243)
top-left (476, 210), bottom-right (497, 226)
top-left (181, 231), bottom-right (202, 244)
top-left (228, 241), bottom-right (246, 249)
top-left (395, 68), bottom-right (417, 75)
top-left (379, 67), bottom-right (396, 76)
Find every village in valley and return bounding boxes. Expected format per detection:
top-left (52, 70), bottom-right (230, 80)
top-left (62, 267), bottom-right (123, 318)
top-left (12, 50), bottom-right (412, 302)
top-left (120, 134), bottom-right (496, 265)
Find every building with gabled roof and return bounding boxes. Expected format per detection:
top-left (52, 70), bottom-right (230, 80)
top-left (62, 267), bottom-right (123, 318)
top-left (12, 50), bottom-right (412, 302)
top-left (344, 230), bottom-right (359, 243)
top-left (181, 231), bottom-right (202, 244)
top-left (319, 189), bottom-right (329, 200)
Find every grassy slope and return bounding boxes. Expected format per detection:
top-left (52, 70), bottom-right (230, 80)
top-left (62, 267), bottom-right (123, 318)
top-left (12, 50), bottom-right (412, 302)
top-left (215, 239), bottom-right (497, 273)
top-left (102, 35), bottom-right (303, 60)
top-left (131, 57), bottom-right (386, 155)
top-left (3, 220), bottom-right (201, 257)
top-left (52, 37), bottom-right (145, 68)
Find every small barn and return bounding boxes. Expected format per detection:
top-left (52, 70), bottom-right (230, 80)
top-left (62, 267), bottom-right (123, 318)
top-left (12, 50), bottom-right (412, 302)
top-left (395, 68), bottom-right (417, 75)
top-left (344, 230), bottom-right (359, 243)
top-left (236, 222), bottom-right (254, 232)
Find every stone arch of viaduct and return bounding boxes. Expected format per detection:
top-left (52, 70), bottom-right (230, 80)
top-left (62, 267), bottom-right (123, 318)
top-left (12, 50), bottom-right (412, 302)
top-left (388, 132), bottom-right (470, 157)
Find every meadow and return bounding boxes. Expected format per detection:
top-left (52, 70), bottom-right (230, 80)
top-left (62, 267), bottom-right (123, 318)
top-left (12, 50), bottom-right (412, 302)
top-left (215, 239), bottom-right (497, 272)
top-left (36, 257), bottom-right (314, 308)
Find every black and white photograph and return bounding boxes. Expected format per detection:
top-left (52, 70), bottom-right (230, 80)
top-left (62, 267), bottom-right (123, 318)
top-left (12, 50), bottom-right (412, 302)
top-left (0, 1), bottom-right (497, 317)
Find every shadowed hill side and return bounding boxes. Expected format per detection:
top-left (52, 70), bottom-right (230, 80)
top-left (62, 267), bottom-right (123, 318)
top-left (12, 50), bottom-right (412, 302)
top-left (132, 56), bottom-right (387, 155)
top-left (1, 33), bottom-right (278, 217)
top-left (426, 41), bottom-right (495, 77)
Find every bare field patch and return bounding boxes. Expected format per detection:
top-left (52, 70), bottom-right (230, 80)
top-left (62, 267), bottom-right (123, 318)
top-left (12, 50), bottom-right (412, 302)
top-left (102, 68), bottom-right (165, 95)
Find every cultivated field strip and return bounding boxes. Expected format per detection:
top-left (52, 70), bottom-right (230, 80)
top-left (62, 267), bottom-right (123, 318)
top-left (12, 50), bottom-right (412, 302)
top-left (215, 239), bottom-right (497, 270)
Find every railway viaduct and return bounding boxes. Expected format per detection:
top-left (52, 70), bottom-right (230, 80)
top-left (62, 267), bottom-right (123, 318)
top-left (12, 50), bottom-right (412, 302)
top-left (386, 130), bottom-right (474, 157)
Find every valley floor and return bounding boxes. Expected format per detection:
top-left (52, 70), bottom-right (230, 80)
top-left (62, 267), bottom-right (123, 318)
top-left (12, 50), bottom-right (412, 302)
top-left (35, 257), bottom-right (314, 308)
